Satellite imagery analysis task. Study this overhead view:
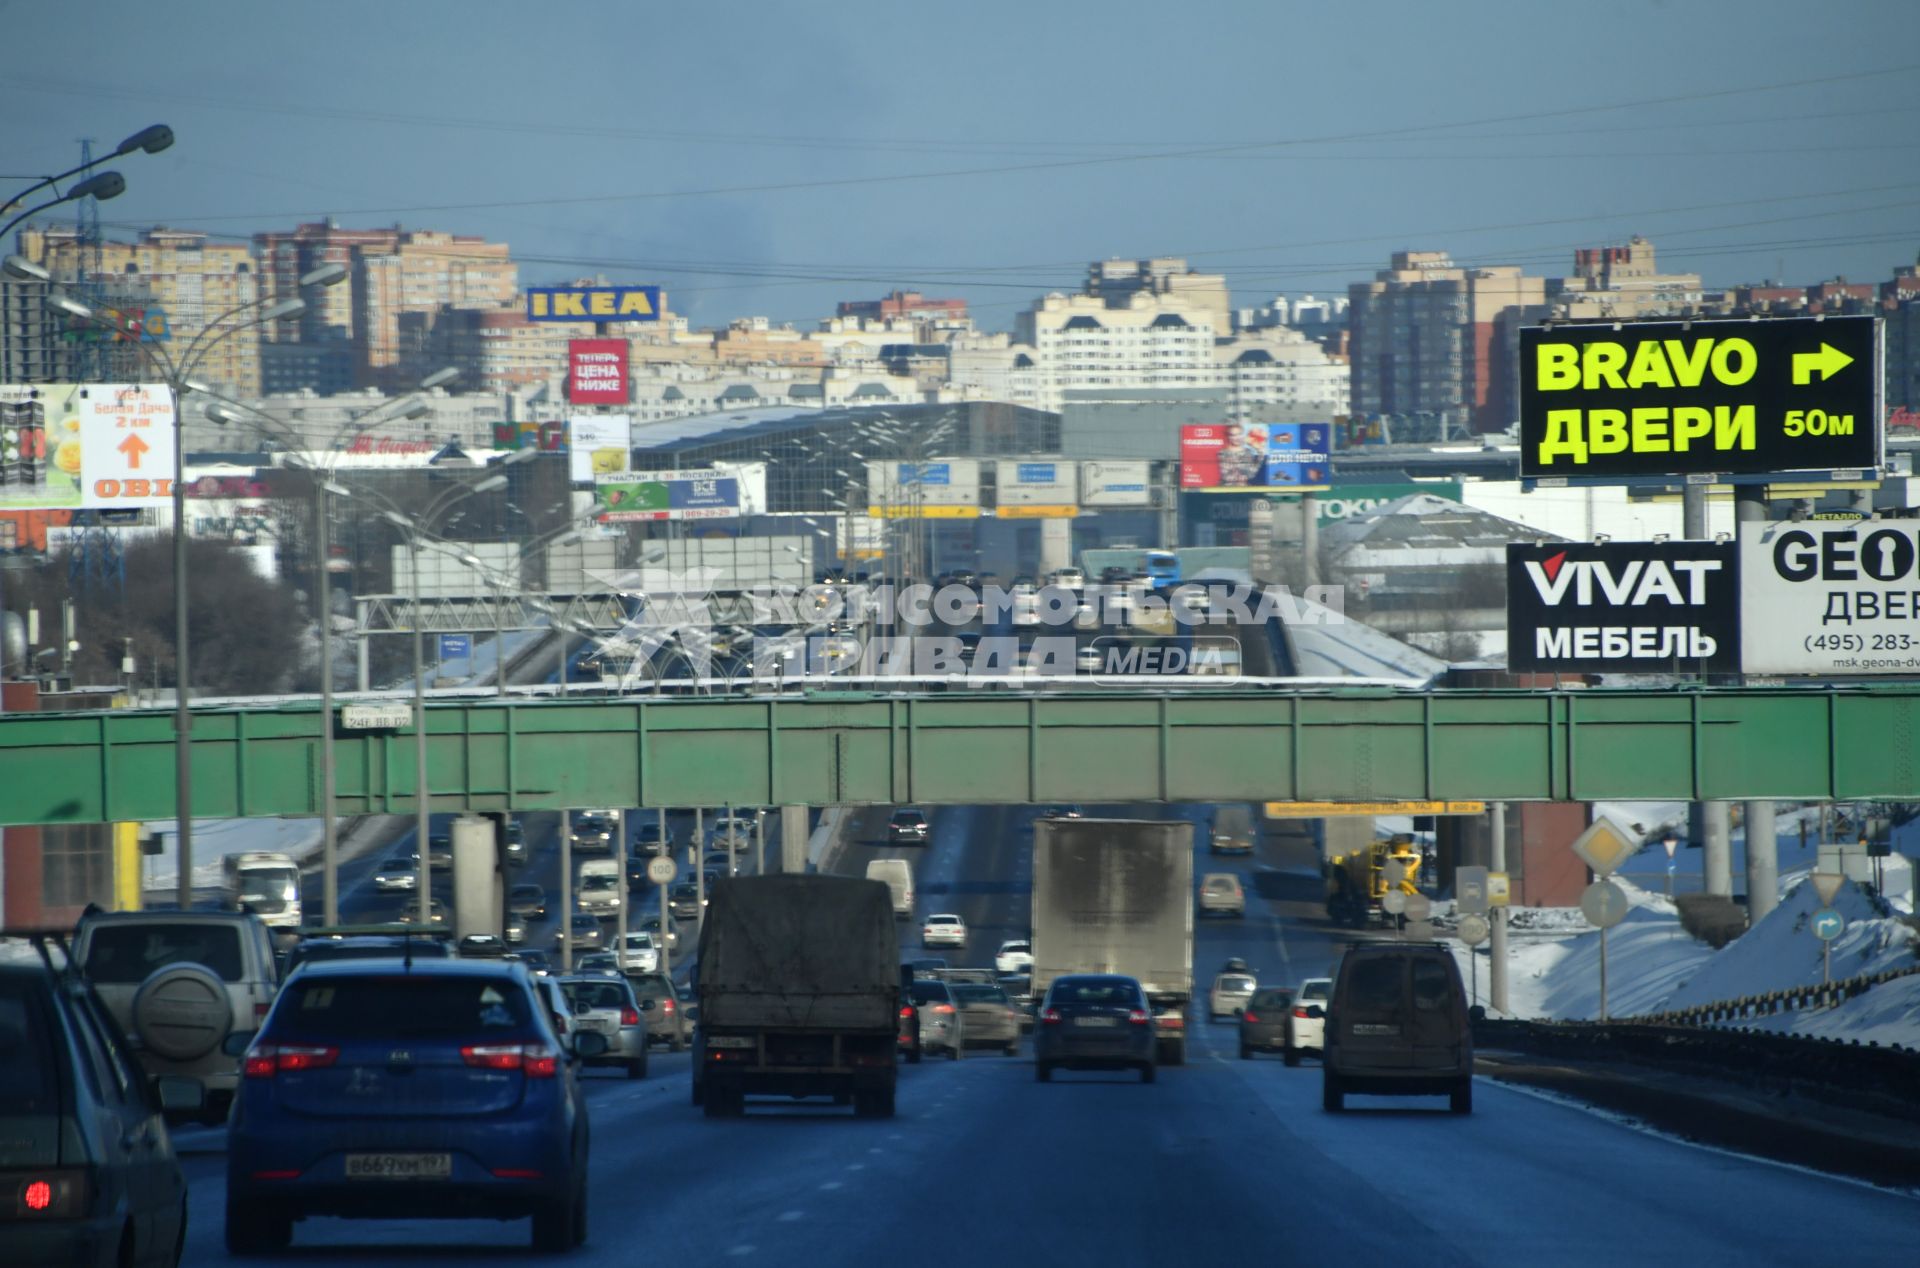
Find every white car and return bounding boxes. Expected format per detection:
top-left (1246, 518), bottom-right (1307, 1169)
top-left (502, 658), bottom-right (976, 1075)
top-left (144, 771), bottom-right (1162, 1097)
top-left (994, 939), bottom-right (1033, 974)
top-left (921, 913), bottom-right (968, 950)
top-left (1049, 567), bottom-right (1085, 589)
top-left (1286, 976), bottom-right (1332, 1062)
top-left (616, 931), bottom-right (660, 975)
top-left (371, 855), bottom-right (418, 892)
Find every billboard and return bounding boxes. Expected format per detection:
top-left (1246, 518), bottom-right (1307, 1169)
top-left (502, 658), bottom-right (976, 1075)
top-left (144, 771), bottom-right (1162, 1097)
top-left (1316, 481), bottom-right (1462, 525)
top-left (0, 383), bottom-right (177, 510)
top-left (1179, 422), bottom-right (1329, 491)
top-left (567, 414), bottom-right (632, 483)
top-left (1519, 315), bottom-right (1882, 480)
top-left (1739, 521), bottom-right (1920, 675)
top-left (526, 285), bottom-right (663, 323)
top-left (995, 460), bottom-right (1077, 517)
top-left (1079, 459), bottom-right (1152, 507)
top-left (567, 339), bottom-right (629, 405)
top-left (865, 459), bottom-right (981, 518)
top-left (594, 470), bottom-right (741, 522)
top-left (1507, 541), bottom-right (1740, 674)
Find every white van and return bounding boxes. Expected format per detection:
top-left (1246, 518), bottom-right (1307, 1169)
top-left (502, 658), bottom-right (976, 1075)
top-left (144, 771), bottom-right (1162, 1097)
top-left (866, 858), bottom-right (915, 919)
top-left (577, 857), bottom-right (623, 917)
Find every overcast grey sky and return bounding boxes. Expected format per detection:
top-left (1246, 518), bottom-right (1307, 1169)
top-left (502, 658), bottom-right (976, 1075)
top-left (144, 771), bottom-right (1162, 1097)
top-left (4, 0), bottom-right (1916, 328)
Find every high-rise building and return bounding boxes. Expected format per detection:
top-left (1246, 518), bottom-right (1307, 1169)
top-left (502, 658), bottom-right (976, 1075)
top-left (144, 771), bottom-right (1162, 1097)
top-left (1348, 251), bottom-right (1549, 435)
top-left (19, 226), bottom-right (266, 397)
top-left (1552, 236), bottom-right (1704, 319)
top-left (837, 290), bottom-right (969, 324)
top-left (353, 231), bottom-right (517, 388)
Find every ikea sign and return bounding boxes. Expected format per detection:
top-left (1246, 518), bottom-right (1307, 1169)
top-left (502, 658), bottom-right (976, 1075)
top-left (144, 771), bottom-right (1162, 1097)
top-left (526, 285), bottom-right (663, 323)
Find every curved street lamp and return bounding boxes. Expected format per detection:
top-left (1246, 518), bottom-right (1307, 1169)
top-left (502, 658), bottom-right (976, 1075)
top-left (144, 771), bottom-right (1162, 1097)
top-left (38, 262), bottom-right (347, 909)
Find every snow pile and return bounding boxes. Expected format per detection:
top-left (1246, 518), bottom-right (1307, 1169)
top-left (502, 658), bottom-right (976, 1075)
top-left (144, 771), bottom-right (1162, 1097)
top-left (1663, 876), bottom-right (1915, 1010)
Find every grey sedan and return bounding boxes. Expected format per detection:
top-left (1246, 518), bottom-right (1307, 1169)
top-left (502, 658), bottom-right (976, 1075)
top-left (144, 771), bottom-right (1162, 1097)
top-left (1238, 986), bottom-right (1296, 1059)
top-left (951, 982), bottom-right (1022, 1055)
top-left (1034, 974), bottom-right (1157, 1083)
top-left (559, 974), bottom-right (649, 1078)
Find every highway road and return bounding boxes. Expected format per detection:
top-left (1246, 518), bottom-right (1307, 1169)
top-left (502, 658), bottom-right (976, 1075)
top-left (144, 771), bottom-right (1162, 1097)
top-left (177, 801), bottom-right (1919, 1265)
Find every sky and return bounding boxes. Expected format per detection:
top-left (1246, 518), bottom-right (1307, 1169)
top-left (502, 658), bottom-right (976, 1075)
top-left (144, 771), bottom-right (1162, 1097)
top-left (3, 0), bottom-right (1917, 330)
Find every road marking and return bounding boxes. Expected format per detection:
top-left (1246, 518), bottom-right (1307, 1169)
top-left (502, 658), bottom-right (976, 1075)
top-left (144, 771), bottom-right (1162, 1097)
top-left (777, 1210), bottom-right (806, 1222)
top-left (846, 1163), bottom-right (866, 1171)
top-left (1270, 914), bottom-right (1294, 978)
top-left (727, 1247), bottom-right (756, 1257)
top-left (819, 1180), bottom-right (844, 1191)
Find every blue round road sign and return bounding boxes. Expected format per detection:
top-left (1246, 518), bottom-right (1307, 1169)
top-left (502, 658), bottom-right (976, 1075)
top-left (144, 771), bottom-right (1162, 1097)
top-left (1811, 907), bottom-right (1845, 941)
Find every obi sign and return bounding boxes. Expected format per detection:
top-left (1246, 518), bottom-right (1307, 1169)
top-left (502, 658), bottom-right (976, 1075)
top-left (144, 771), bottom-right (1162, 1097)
top-left (1520, 316), bottom-right (1881, 480)
top-left (526, 285), bottom-right (662, 323)
top-left (567, 339), bottom-right (629, 405)
top-left (0, 383), bottom-right (176, 510)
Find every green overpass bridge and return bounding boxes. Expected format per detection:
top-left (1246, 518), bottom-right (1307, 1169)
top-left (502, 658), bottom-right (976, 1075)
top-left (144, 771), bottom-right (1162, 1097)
top-left (0, 686), bottom-right (1914, 826)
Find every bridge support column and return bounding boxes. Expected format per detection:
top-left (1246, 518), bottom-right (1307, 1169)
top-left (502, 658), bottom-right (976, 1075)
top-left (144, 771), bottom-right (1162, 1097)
top-left (780, 804), bottom-right (809, 874)
top-left (1489, 801), bottom-right (1508, 1015)
top-left (1744, 800), bottom-right (1778, 924)
top-left (1702, 801), bottom-right (1733, 896)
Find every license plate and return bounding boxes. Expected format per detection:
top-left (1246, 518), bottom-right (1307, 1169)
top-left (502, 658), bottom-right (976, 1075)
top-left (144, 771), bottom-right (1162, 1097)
top-left (1074, 1016), bottom-right (1118, 1028)
top-left (346, 1153), bottom-right (452, 1180)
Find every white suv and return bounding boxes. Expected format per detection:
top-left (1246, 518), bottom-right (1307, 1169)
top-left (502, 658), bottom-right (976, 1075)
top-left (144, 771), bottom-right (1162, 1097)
top-left (75, 909), bottom-right (281, 1125)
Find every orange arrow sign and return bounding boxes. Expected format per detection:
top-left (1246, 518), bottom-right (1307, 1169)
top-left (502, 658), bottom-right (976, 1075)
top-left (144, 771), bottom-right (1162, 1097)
top-left (117, 433), bottom-right (150, 469)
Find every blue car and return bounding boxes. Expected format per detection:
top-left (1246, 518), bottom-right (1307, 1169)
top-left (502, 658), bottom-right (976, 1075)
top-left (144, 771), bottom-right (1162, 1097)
top-left (226, 958), bottom-right (604, 1253)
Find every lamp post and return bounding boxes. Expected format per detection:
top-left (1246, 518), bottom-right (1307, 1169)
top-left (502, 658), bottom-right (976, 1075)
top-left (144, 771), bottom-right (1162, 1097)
top-left (0, 121), bottom-right (170, 239)
top-left (201, 367), bottom-right (457, 926)
top-left (453, 523), bottom-right (584, 698)
top-left (21, 259), bottom-right (348, 908)
top-left (377, 472), bottom-right (511, 918)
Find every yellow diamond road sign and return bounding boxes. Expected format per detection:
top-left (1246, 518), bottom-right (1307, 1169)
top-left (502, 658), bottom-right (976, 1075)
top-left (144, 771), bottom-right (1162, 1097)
top-left (1569, 817), bottom-right (1640, 878)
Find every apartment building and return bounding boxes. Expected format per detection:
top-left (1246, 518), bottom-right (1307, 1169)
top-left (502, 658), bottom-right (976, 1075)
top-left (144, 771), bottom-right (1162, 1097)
top-left (1550, 236), bottom-right (1705, 319)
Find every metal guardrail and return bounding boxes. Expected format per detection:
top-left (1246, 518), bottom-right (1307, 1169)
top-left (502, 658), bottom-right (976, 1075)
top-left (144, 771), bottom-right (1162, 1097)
top-left (1636, 961), bottom-right (1920, 1029)
top-left (1473, 1017), bottom-right (1920, 1111)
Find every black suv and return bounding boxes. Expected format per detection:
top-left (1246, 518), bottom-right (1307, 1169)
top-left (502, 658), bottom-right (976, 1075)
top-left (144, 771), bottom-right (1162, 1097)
top-left (0, 934), bottom-right (203, 1268)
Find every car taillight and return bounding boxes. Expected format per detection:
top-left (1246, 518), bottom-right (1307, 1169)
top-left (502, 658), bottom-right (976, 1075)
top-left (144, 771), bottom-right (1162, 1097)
top-left (620, 1007), bottom-right (641, 1026)
top-left (1127, 1009), bottom-right (1150, 1025)
top-left (13, 1171), bottom-right (89, 1218)
top-left (242, 1044), bottom-right (339, 1078)
top-left (933, 1003), bottom-right (955, 1014)
top-left (1242, 1012), bottom-right (1260, 1023)
top-left (899, 1005), bottom-right (914, 1019)
top-left (661, 998), bottom-right (675, 1013)
top-left (462, 1043), bottom-right (560, 1078)
top-left (1040, 1007), bottom-right (1061, 1025)
top-left (1293, 1007), bottom-right (1309, 1018)
top-left (253, 1002), bottom-right (271, 1023)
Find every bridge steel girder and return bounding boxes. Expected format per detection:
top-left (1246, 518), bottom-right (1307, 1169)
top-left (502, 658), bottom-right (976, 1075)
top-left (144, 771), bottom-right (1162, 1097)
top-left (0, 687), bottom-right (1914, 827)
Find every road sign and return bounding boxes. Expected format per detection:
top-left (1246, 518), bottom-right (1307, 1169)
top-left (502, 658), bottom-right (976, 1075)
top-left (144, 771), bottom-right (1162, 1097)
top-left (646, 856), bottom-right (678, 886)
top-left (1519, 315), bottom-right (1882, 480)
top-left (1486, 872), bottom-right (1511, 908)
top-left (439, 633), bottom-right (473, 661)
top-left (1402, 893), bottom-right (1432, 923)
top-left (1579, 879), bottom-right (1631, 929)
top-left (1811, 871), bottom-right (1846, 905)
top-left (1457, 914), bottom-right (1490, 946)
top-left (1662, 835), bottom-right (1680, 860)
top-left (1570, 817), bottom-right (1641, 877)
top-left (339, 703), bottom-right (411, 730)
top-left (1456, 865), bottom-right (1490, 916)
top-left (1811, 907), bottom-right (1845, 941)
top-left (1381, 890), bottom-right (1407, 915)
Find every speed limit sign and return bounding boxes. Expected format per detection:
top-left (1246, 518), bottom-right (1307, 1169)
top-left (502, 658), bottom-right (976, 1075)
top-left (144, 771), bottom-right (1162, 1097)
top-left (646, 856), bottom-right (677, 886)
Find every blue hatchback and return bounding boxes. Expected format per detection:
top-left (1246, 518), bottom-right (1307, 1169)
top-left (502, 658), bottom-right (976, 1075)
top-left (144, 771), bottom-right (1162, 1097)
top-left (226, 958), bottom-right (602, 1253)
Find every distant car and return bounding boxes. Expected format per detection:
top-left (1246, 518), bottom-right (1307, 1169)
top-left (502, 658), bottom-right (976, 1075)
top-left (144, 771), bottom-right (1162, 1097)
top-left (427, 828), bottom-right (453, 868)
top-left (711, 814), bottom-right (754, 849)
top-left (1322, 945), bottom-right (1473, 1114)
top-left (1209, 823), bottom-right (1253, 855)
top-left (1037, 805), bottom-right (1084, 821)
top-left (1075, 645), bottom-right (1103, 673)
top-left (668, 883), bottom-right (702, 922)
top-left (950, 982), bottom-right (1022, 1055)
top-left (994, 939), bottom-right (1034, 974)
top-left (633, 822), bottom-right (675, 856)
top-left (509, 883), bottom-right (548, 920)
top-left (615, 932), bottom-right (660, 975)
top-left (1288, 976), bottom-right (1333, 1063)
top-left (503, 818), bottom-right (527, 867)
top-left (505, 913), bottom-right (528, 945)
top-left (573, 952), bottom-right (620, 977)
top-left (373, 855), bottom-right (420, 891)
top-left (226, 959), bottom-right (601, 1252)
top-left (636, 914), bottom-right (680, 951)
top-left (625, 971), bottom-right (693, 1051)
top-left (1238, 986), bottom-right (1297, 1059)
top-left (1049, 567), bottom-right (1085, 589)
top-left (514, 949), bottom-right (553, 976)
top-left (285, 933), bottom-right (453, 973)
top-left (557, 912), bottom-right (603, 952)
top-left (903, 958), bottom-right (948, 979)
top-left (888, 808), bottom-right (931, 844)
top-left (997, 973), bottom-right (1036, 1025)
top-left (558, 974), bottom-right (649, 1079)
top-left (1208, 972), bottom-right (1258, 1020)
top-left (921, 913), bottom-right (967, 950)
top-left (1033, 974), bottom-right (1156, 1083)
top-left (569, 812), bottom-right (618, 853)
top-left (1199, 872), bottom-right (1246, 918)
top-left (457, 934), bottom-right (510, 958)
top-left (702, 850), bottom-right (736, 876)
top-left (1219, 957), bottom-right (1250, 975)
top-left (905, 977), bottom-right (964, 1059)
top-left (0, 933), bottom-right (200, 1268)
top-left (625, 853), bottom-right (654, 890)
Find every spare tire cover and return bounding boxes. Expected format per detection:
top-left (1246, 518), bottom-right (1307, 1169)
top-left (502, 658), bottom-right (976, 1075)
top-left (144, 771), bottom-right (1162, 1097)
top-left (133, 962), bottom-right (232, 1061)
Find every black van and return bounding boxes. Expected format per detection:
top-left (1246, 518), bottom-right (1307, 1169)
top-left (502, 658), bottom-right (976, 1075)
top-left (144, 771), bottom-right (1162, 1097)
top-left (1322, 944), bottom-right (1474, 1114)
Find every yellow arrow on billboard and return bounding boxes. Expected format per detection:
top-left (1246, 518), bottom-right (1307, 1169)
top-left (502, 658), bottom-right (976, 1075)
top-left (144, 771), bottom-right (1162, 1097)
top-left (1792, 342), bottom-right (1853, 385)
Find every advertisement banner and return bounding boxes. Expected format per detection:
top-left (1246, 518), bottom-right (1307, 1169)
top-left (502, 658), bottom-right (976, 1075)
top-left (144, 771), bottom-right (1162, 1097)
top-left (567, 414), bottom-right (632, 483)
top-left (865, 459), bottom-right (981, 518)
top-left (1519, 315), bottom-right (1882, 480)
top-left (1079, 459), bottom-right (1152, 507)
top-left (567, 339), bottom-right (630, 405)
top-left (0, 383), bottom-right (177, 510)
top-left (1315, 481), bottom-right (1462, 525)
top-left (1180, 422), bottom-right (1329, 491)
top-left (995, 459), bottom-right (1077, 518)
top-left (594, 471), bottom-right (740, 522)
top-left (1739, 521), bottom-right (1920, 675)
top-left (1507, 541), bottom-right (1740, 673)
top-left (526, 285), bottom-right (663, 323)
